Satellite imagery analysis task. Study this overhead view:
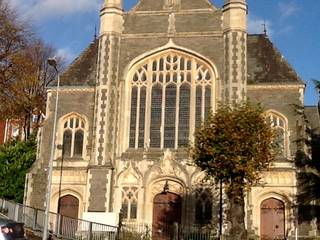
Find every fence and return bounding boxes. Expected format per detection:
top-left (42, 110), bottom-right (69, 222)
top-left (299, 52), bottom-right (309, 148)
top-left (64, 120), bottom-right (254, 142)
top-left (118, 222), bottom-right (218, 240)
top-left (0, 198), bottom-right (118, 240)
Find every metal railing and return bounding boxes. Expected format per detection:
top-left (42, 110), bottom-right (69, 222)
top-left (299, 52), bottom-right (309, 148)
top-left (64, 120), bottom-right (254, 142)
top-left (0, 198), bottom-right (118, 240)
top-left (118, 222), bottom-right (218, 240)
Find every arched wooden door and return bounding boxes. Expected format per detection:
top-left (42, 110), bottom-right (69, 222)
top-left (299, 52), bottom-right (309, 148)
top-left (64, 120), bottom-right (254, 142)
top-left (260, 198), bottom-right (285, 240)
top-left (152, 192), bottom-right (182, 240)
top-left (58, 195), bottom-right (79, 236)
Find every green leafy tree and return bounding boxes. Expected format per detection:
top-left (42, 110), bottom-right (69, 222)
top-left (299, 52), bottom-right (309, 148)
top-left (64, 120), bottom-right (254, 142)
top-left (0, 137), bottom-right (36, 203)
top-left (312, 79), bottom-right (320, 116)
top-left (190, 102), bottom-right (275, 239)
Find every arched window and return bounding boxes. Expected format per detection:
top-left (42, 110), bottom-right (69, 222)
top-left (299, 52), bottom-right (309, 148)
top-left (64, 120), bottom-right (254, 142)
top-left (62, 116), bottom-right (85, 158)
top-left (267, 111), bottom-right (288, 157)
top-left (129, 51), bottom-right (215, 149)
top-left (194, 187), bottom-right (212, 225)
top-left (266, 111), bottom-right (288, 157)
top-left (121, 187), bottom-right (138, 220)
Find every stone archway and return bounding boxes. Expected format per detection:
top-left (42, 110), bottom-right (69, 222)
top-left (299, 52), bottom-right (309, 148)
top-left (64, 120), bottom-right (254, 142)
top-left (260, 198), bottom-right (285, 240)
top-left (58, 195), bottom-right (79, 236)
top-left (152, 192), bottom-right (182, 240)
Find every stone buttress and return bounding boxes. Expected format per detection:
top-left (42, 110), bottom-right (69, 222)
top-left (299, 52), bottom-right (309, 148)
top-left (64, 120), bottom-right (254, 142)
top-left (88, 0), bottom-right (123, 212)
top-left (222, 0), bottom-right (247, 103)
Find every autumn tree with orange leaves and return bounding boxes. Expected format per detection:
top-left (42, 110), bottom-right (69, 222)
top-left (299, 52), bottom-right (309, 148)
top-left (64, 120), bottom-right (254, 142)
top-left (190, 102), bottom-right (275, 239)
top-left (0, 0), bottom-right (60, 140)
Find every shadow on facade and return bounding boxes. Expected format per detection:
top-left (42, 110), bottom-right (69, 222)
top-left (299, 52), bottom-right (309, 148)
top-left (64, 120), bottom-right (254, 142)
top-left (296, 127), bottom-right (320, 235)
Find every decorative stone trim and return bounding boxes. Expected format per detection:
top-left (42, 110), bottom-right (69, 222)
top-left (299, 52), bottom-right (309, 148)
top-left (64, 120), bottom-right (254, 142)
top-left (122, 31), bottom-right (223, 39)
top-left (247, 84), bottom-right (305, 90)
top-left (47, 87), bottom-right (95, 93)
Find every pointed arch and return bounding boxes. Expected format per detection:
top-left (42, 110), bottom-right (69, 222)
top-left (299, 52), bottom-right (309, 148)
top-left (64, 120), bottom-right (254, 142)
top-left (124, 41), bottom-right (219, 150)
top-left (264, 110), bottom-right (289, 158)
top-left (56, 112), bottom-right (89, 160)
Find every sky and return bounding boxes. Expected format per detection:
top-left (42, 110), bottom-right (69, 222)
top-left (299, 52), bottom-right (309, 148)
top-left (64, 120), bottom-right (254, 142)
top-left (8, 0), bottom-right (320, 106)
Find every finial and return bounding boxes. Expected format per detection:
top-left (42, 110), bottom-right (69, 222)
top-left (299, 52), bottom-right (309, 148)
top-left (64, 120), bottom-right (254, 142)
top-left (262, 20), bottom-right (267, 36)
top-left (94, 25), bottom-right (97, 40)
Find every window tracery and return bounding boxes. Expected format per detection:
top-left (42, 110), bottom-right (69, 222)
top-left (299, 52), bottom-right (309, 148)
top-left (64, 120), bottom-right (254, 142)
top-left (129, 52), bottom-right (214, 149)
top-left (266, 111), bottom-right (288, 157)
top-left (194, 187), bottom-right (213, 224)
top-left (62, 116), bottom-right (85, 158)
top-left (121, 187), bottom-right (138, 220)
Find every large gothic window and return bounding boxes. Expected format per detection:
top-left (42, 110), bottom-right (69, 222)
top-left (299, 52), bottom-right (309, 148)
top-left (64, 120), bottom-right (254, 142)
top-left (62, 116), bottom-right (85, 158)
top-left (129, 51), bottom-right (214, 149)
top-left (266, 111), bottom-right (288, 157)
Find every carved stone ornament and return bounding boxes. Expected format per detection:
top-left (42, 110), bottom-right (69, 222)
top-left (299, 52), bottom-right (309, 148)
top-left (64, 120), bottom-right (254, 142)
top-left (168, 13), bottom-right (176, 36)
top-left (164, 0), bottom-right (181, 10)
top-left (160, 149), bottom-right (177, 176)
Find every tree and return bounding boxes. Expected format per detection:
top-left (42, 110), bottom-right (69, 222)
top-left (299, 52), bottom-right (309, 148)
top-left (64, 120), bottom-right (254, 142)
top-left (312, 79), bottom-right (320, 116)
top-left (190, 102), bottom-right (275, 239)
top-left (0, 136), bottom-right (36, 203)
top-left (0, 0), bottom-right (60, 140)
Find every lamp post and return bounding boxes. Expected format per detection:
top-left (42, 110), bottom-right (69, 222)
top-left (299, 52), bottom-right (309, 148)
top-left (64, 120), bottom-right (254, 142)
top-left (43, 58), bottom-right (60, 240)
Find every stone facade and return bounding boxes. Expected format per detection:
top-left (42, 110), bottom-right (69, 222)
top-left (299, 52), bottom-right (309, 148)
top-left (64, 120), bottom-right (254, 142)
top-left (26, 0), bottom-right (318, 239)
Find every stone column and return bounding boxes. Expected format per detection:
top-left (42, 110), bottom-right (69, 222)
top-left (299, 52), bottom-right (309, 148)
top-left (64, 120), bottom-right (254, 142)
top-left (222, 0), bottom-right (247, 104)
top-left (88, 0), bottom-right (123, 212)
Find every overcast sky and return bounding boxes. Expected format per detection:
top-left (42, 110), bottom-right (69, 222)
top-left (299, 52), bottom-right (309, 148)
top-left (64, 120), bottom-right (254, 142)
top-left (9, 0), bottom-right (320, 106)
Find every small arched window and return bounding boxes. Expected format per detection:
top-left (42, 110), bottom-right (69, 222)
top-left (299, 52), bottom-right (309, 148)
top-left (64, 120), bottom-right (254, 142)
top-left (62, 116), bottom-right (85, 158)
top-left (121, 187), bottom-right (138, 220)
top-left (266, 111), bottom-right (288, 157)
top-left (194, 187), bottom-right (212, 225)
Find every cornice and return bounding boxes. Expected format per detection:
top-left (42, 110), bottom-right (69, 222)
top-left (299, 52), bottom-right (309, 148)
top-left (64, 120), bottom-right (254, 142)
top-left (247, 84), bottom-right (305, 90)
top-left (122, 31), bottom-right (222, 39)
top-left (47, 86), bottom-right (95, 93)
top-left (127, 8), bottom-right (218, 15)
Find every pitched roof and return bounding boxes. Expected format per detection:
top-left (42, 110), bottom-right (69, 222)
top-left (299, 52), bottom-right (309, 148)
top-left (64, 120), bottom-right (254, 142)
top-left (59, 39), bottom-right (99, 86)
top-left (59, 35), bottom-right (303, 86)
top-left (247, 34), bottom-right (303, 84)
top-left (304, 106), bottom-right (320, 134)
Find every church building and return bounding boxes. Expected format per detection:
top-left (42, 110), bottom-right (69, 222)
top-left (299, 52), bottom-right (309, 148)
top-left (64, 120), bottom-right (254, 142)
top-left (25, 0), bottom-right (318, 239)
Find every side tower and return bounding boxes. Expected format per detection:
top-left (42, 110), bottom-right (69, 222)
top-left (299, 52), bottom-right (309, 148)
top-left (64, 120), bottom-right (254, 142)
top-left (222, 0), bottom-right (247, 103)
top-left (88, 0), bottom-right (123, 212)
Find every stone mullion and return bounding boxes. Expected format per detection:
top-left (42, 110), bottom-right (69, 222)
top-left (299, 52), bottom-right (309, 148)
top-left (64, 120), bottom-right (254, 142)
top-left (189, 60), bottom-right (197, 143)
top-left (145, 61), bottom-right (152, 149)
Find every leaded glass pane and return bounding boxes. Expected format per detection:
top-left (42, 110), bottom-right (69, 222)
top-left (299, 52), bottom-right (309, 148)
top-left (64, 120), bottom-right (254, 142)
top-left (150, 84), bottom-right (162, 148)
top-left (195, 86), bottom-right (202, 128)
top-left (178, 84), bottom-right (190, 147)
top-left (164, 84), bottom-right (176, 148)
top-left (130, 202), bottom-right (137, 219)
top-left (204, 86), bottom-right (211, 120)
top-left (74, 130), bottom-right (84, 157)
top-left (122, 201), bottom-right (128, 219)
top-left (63, 130), bottom-right (72, 158)
top-left (138, 87), bottom-right (146, 148)
top-left (129, 87), bottom-right (138, 148)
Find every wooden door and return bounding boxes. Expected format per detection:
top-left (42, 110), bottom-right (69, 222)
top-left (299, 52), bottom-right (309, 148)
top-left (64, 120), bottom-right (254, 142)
top-left (260, 198), bottom-right (285, 240)
top-left (152, 192), bottom-right (182, 240)
top-left (58, 195), bottom-right (79, 236)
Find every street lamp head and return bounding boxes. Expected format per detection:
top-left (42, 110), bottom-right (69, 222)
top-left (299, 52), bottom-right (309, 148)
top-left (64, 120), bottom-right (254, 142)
top-left (47, 58), bottom-right (57, 67)
top-left (47, 58), bottom-right (58, 72)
